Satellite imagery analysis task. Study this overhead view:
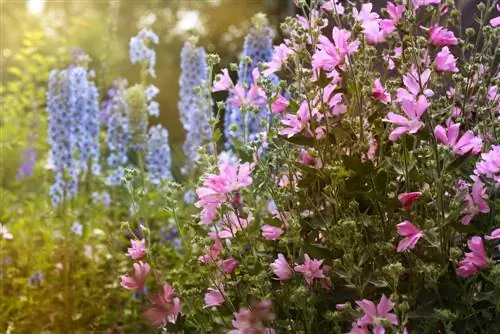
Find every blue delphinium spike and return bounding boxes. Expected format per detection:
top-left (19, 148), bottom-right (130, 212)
top-left (178, 40), bottom-right (213, 173)
top-left (129, 29), bottom-right (159, 78)
top-left (146, 125), bottom-right (172, 186)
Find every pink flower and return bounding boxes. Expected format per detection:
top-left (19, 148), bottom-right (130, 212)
top-left (218, 212), bottom-right (252, 239)
top-left (354, 295), bottom-right (398, 334)
top-left (299, 148), bottom-right (323, 168)
top-left (434, 47), bottom-right (458, 72)
top-left (204, 285), bottom-right (225, 308)
top-left (294, 253), bottom-right (325, 285)
top-left (144, 283), bottom-right (181, 326)
top-left (126, 239), bottom-right (146, 260)
top-left (312, 27), bottom-right (360, 72)
top-left (263, 43), bottom-right (293, 77)
top-left (372, 79), bottom-right (391, 104)
top-left (195, 162), bottom-right (253, 224)
top-left (323, 84), bottom-right (347, 116)
top-left (398, 192), bottom-right (422, 208)
top-left (212, 68), bottom-right (233, 92)
top-left (484, 228), bottom-right (500, 240)
top-left (121, 261), bottom-right (151, 292)
top-left (457, 236), bottom-right (489, 278)
top-left (0, 224), bottom-right (13, 240)
top-left (461, 177), bottom-right (490, 225)
top-left (220, 258), bottom-right (238, 274)
top-left (270, 253), bottom-right (293, 280)
top-left (271, 94), bottom-right (289, 114)
top-left (199, 233), bottom-right (222, 263)
top-left (280, 101), bottom-right (310, 138)
top-left (474, 145), bottom-right (500, 187)
top-left (429, 25), bottom-right (458, 46)
top-left (434, 122), bottom-right (483, 155)
top-left (261, 225), bottom-right (284, 240)
top-left (228, 83), bottom-right (266, 109)
top-left (353, 3), bottom-right (379, 23)
top-left (383, 95), bottom-right (429, 141)
top-left (229, 300), bottom-right (275, 334)
top-left (321, 0), bottom-right (345, 14)
top-left (413, 0), bottom-right (441, 10)
top-left (380, 2), bottom-right (405, 36)
top-left (362, 20), bottom-right (386, 44)
top-left (397, 67), bottom-right (433, 101)
top-left (396, 221), bottom-right (423, 252)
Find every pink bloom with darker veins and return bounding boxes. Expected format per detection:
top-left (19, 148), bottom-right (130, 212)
top-left (212, 68), bottom-right (233, 92)
top-left (380, 2), bottom-right (405, 36)
top-left (294, 253), bottom-right (325, 285)
top-left (229, 300), bottom-right (276, 334)
top-left (363, 20), bottom-right (387, 44)
top-left (398, 191), bottom-right (422, 208)
top-left (461, 177), bottom-right (490, 225)
top-left (218, 212), bottom-right (252, 239)
top-left (457, 236), bottom-right (489, 278)
top-left (199, 233), bottom-right (222, 263)
top-left (413, 0), bottom-right (441, 10)
top-left (263, 43), bottom-right (293, 77)
top-left (397, 67), bottom-right (433, 102)
top-left (270, 253), bottom-right (293, 280)
top-left (372, 78), bottom-right (391, 104)
top-left (280, 101), bottom-right (310, 138)
top-left (429, 25), bottom-right (458, 46)
top-left (384, 95), bottom-right (429, 141)
top-left (204, 285), bottom-right (225, 308)
top-left (312, 27), bottom-right (360, 72)
top-left (300, 148), bottom-right (323, 168)
top-left (353, 3), bottom-right (379, 23)
top-left (261, 225), bottom-right (284, 240)
top-left (474, 145), bottom-right (500, 187)
top-left (271, 94), bottom-right (289, 114)
top-left (484, 228), bottom-right (500, 240)
top-left (144, 283), bottom-right (181, 326)
top-left (397, 221), bottom-right (423, 252)
top-left (354, 295), bottom-right (398, 334)
top-left (434, 122), bottom-right (483, 155)
top-left (435, 47), bottom-right (459, 72)
top-left (321, 0), bottom-right (345, 14)
top-left (126, 239), bottom-right (146, 260)
top-left (121, 261), bottom-right (151, 292)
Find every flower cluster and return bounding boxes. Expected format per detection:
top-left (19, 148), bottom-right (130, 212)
top-left (129, 28), bottom-right (159, 78)
top-left (146, 125), bottom-right (173, 186)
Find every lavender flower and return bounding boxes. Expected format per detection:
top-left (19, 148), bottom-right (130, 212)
top-left (178, 41), bottom-right (213, 173)
top-left (129, 28), bottom-right (159, 78)
top-left (71, 221), bottom-right (83, 236)
top-left (146, 125), bottom-right (172, 186)
top-left (17, 147), bottom-right (36, 180)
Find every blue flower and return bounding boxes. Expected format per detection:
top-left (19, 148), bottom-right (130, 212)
top-left (17, 147), bottom-right (36, 180)
top-left (71, 221), bottom-right (83, 236)
top-left (129, 29), bottom-right (159, 78)
top-left (146, 125), bottom-right (172, 186)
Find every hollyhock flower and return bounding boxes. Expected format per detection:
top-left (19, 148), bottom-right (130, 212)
top-left (271, 94), bottom-right (289, 114)
top-left (121, 261), bottom-right (151, 292)
top-left (294, 253), bottom-right (325, 285)
top-left (398, 192), bottom-right (422, 208)
top-left (261, 225), bottom-right (284, 240)
top-left (353, 3), bottom-right (379, 23)
top-left (429, 25), bottom-right (458, 46)
top-left (220, 258), bottom-right (238, 274)
top-left (270, 253), bottom-right (293, 280)
top-left (354, 295), bottom-right (398, 333)
top-left (474, 145), bottom-right (500, 186)
top-left (457, 236), bottom-right (489, 278)
top-left (196, 162), bottom-right (253, 224)
top-left (312, 27), bottom-right (360, 72)
top-left (204, 285), bottom-right (225, 308)
top-left (372, 79), bottom-right (391, 104)
top-left (461, 177), bottom-right (490, 225)
top-left (363, 20), bottom-right (387, 44)
top-left (484, 228), bottom-right (500, 240)
top-left (228, 83), bottom-right (267, 109)
top-left (0, 224), bottom-right (13, 240)
top-left (212, 68), bottom-right (233, 92)
top-left (127, 239), bottom-right (147, 260)
top-left (323, 84), bottom-right (347, 116)
top-left (434, 123), bottom-right (482, 155)
top-left (321, 0), bottom-right (345, 14)
top-left (144, 283), bottom-right (181, 326)
top-left (263, 43), bottom-right (293, 76)
top-left (384, 95), bottom-right (429, 141)
top-left (396, 221), bottom-right (423, 252)
top-left (300, 148), bottom-right (323, 168)
top-left (434, 47), bottom-right (458, 72)
top-left (397, 67), bottom-right (433, 101)
top-left (199, 233), bottom-right (223, 264)
top-left (280, 102), bottom-right (311, 138)
top-left (218, 212), bottom-right (252, 239)
top-left (229, 300), bottom-right (275, 334)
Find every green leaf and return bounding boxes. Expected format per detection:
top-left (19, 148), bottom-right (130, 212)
top-left (7, 67), bottom-right (23, 78)
top-left (374, 170), bottom-right (388, 193)
top-left (445, 154), bottom-right (470, 172)
top-left (342, 155), bottom-right (374, 174)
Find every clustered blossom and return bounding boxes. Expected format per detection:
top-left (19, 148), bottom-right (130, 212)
top-left (434, 122), bottom-right (483, 155)
top-left (461, 177), bottom-right (490, 225)
top-left (179, 41), bottom-right (213, 172)
top-left (146, 125), bottom-right (173, 186)
top-left (127, 239), bottom-right (147, 260)
top-left (351, 295), bottom-right (398, 333)
top-left (129, 28), bottom-right (159, 77)
top-left (121, 261), bottom-right (151, 292)
top-left (474, 145), bottom-right (500, 186)
top-left (47, 66), bottom-right (100, 206)
top-left (143, 283), bottom-right (181, 326)
top-left (294, 253), bottom-right (325, 285)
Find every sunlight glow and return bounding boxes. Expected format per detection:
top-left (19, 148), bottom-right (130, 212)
top-left (176, 10), bottom-right (200, 32)
top-left (27, 0), bottom-right (45, 15)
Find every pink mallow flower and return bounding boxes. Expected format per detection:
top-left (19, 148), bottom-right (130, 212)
top-left (372, 78), bottom-right (391, 104)
top-left (353, 3), bottom-right (379, 23)
top-left (121, 261), bottom-right (151, 292)
top-left (218, 212), bottom-right (252, 239)
top-left (229, 300), bottom-right (276, 334)
top-left (271, 94), bottom-right (289, 114)
top-left (484, 228), bottom-right (500, 240)
top-left (312, 27), bottom-right (360, 72)
top-left (474, 145), bottom-right (500, 187)
top-left (270, 253), bottom-right (293, 280)
top-left (396, 221), bottom-right (423, 252)
top-left (199, 233), bottom-right (222, 264)
top-left (204, 285), bottom-right (225, 308)
top-left (398, 192), bottom-right (422, 208)
top-left (434, 122), bottom-right (483, 155)
top-left (321, 0), bottom-right (344, 14)
top-left (379, 2), bottom-right (405, 36)
top-left (457, 236), bottom-right (489, 278)
top-left (126, 239), bottom-right (146, 260)
top-left (434, 47), bottom-right (458, 72)
top-left (212, 68), bottom-right (233, 92)
top-left (294, 253), bottom-right (325, 285)
top-left (413, 0), bottom-right (441, 10)
top-left (195, 162), bottom-right (252, 224)
top-left (354, 295), bottom-right (398, 334)
top-left (429, 25), bottom-right (458, 46)
top-left (263, 43), bottom-right (293, 77)
top-left (299, 148), bottom-right (323, 168)
top-left (261, 225), bottom-right (284, 241)
top-left (461, 177), bottom-right (490, 225)
top-left (384, 95), bottom-right (429, 141)
top-left (396, 67), bottom-right (433, 102)
top-left (280, 101), bottom-right (310, 138)
top-left (144, 283), bottom-right (181, 326)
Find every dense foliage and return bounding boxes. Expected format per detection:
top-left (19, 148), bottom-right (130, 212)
top-left (1, 0), bottom-right (499, 333)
